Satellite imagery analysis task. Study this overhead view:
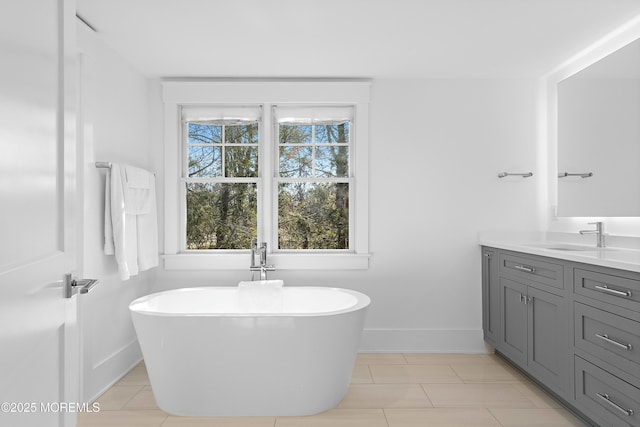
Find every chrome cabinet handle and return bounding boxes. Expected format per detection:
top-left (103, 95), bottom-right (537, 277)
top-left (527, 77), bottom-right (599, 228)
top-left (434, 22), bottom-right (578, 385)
top-left (595, 333), bottom-right (633, 351)
top-left (519, 294), bottom-right (533, 304)
top-left (596, 392), bottom-right (634, 416)
top-left (514, 264), bottom-right (535, 273)
top-left (594, 284), bottom-right (632, 298)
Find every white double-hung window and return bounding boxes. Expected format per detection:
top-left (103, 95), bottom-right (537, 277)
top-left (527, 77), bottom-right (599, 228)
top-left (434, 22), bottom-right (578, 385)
top-left (162, 81), bottom-right (370, 270)
top-left (275, 106), bottom-right (352, 250)
top-left (182, 106), bottom-right (261, 250)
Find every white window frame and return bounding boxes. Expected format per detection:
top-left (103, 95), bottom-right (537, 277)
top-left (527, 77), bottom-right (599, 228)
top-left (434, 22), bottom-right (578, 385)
top-left (181, 105), bottom-right (262, 251)
top-left (273, 105), bottom-right (354, 253)
top-left (162, 81), bottom-right (371, 270)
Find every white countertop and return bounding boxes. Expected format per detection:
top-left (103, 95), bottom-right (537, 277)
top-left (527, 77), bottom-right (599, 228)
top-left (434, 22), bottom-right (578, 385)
top-left (479, 231), bottom-right (640, 273)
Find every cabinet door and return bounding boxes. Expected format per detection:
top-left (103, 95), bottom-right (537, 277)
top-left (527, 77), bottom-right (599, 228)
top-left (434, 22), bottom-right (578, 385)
top-left (499, 278), bottom-right (528, 367)
top-left (527, 287), bottom-right (569, 396)
top-left (482, 248), bottom-right (500, 347)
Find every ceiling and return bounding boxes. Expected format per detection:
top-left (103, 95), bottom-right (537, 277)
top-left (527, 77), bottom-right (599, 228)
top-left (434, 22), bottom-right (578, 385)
top-left (76, 0), bottom-right (640, 79)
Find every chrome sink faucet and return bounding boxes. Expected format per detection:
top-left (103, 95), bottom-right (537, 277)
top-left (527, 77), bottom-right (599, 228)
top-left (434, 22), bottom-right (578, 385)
top-left (250, 240), bottom-right (275, 280)
top-left (579, 221), bottom-right (606, 248)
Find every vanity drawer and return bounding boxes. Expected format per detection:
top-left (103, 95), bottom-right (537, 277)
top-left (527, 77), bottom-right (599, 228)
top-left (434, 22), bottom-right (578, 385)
top-left (575, 303), bottom-right (640, 381)
top-left (575, 356), bottom-right (640, 427)
top-left (499, 253), bottom-right (564, 290)
top-left (575, 268), bottom-right (640, 313)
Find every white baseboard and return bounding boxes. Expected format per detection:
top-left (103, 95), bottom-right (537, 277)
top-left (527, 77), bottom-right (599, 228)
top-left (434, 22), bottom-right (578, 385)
top-left (359, 328), bottom-right (488, 353)
top-left (83, 339), bottom-right (143, 404)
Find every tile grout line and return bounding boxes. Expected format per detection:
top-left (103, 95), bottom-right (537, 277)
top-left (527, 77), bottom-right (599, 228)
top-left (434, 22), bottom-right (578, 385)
top-left (367, 364), bottom-right (375, 384)
top-left (418, 383), bottom-right (436, 408)
top-left (381, 408), bottom-right (391, 427)
top-left (157, 413), bottom-right (170, 427)
top-left (120, 385), bottom-right (147, 411)
top-left (486, 407), bottom-right (508, 427)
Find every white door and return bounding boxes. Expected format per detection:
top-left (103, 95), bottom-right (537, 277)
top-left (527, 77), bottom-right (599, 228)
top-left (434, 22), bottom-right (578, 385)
top-left (0, 1), bottom-right (79, 426)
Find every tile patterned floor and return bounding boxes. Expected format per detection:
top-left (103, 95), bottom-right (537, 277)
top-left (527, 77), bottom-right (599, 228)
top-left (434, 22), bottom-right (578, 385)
top-left (77, 353), bottom-right (587, 427)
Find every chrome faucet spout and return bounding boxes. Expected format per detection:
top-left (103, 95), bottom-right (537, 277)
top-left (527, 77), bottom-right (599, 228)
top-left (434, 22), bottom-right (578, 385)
top-left (250, 239), bottom-right (259, 268)
top-left (249, 241), bottom-right (275, 280)
top-left (260, 242), bottom-right (267, 266)
top-left (579, 221), bottom-right (606, 248)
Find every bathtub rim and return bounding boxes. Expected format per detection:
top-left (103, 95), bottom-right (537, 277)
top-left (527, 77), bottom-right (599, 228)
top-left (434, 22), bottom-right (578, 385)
top-left (129, 286), bottom-right (370, 318)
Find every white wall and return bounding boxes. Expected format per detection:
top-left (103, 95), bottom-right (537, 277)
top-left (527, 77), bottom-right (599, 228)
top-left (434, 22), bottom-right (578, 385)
top-left (150, 78), bottom-right (542, 353)
top-left (77, 22), bottom-right (152, 402)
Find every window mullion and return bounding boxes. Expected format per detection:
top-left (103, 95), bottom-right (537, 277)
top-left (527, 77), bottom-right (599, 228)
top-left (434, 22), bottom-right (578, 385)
top-left (221, 125), bottom-right (226, 177)
top-left (261, 106), bottom-right (273, 248)
top-left (311, 124), bottom-right (316, 177)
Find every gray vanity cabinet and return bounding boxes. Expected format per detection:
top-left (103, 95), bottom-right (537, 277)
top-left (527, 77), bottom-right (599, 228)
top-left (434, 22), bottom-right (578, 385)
top-left (496, 251), bottom-right (569, 397)
top-left (525, 286), bottom-right (568, 395)
top-left (482, 248), bottom-right (500, 347)
top-left (572, 264), bottom-right (640, 426)
top-left (482, 246), bottom-right (640, 426)
top-left (498, 276), bottom-right (568, 395)
top-left (498, 277), bottom-right (527, 366)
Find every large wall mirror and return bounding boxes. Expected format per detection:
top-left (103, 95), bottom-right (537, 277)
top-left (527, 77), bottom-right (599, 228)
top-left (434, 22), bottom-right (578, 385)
top-left (557, 37), bottom-right (640, 217)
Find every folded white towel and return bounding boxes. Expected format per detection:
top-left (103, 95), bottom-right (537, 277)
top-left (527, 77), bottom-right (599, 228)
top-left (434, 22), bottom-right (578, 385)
top-left (125, 166), bottom-right (150, 188)
top-left (104, 168), bottom-right (115, 255)
top-left (104, 163), bottom-right (158, 280)
top-left (124, 165), bottom-right (152, 214)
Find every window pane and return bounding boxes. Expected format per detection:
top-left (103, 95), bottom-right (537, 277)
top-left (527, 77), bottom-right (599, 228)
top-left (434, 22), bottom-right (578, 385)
top-left (225, 123), bottom-right (259, 144)
top-left (278, 182), bottom-right (349, 250)
top-left (186, 182), bottom-right (257, 249)
top-left (279, 124), bottom-right (312, 144)
top-left (315, 146), bottom-right (349, 178)
top-left (188, 146), bottom-right (221, 177)
top-left (188, 123), bottom-right (222, 144)
top-left (279, 146), bottom-right (312, 177)
top-left (225, 146), bottom-right (258, 177)
top-left (315, 123), bottom-right (349, 143)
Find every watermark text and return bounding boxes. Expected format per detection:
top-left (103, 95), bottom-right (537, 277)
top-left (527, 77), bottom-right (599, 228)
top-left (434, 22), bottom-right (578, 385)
top-left (1, 402), bottom-right (100, 413)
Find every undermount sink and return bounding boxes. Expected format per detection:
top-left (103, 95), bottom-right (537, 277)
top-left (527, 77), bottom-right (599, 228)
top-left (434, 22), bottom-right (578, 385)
top-left (546, 245), bottom-right (596, 251)
top-left (530, 243), bottom-right (614, 252)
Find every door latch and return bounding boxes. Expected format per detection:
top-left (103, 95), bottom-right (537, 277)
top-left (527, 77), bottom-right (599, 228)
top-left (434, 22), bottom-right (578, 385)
top-left (64, 273), bottom-right (100, 298)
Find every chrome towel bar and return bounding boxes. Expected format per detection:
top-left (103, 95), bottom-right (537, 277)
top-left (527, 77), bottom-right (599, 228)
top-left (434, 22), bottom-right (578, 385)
top-left (498, 172), bottom-right (533, 178)
top-left (558, 172), bottom-right (592, 178)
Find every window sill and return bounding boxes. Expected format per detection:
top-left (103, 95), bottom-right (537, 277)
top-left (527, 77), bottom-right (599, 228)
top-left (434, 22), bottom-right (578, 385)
top-left (162, 252), bottom-right (371, 271)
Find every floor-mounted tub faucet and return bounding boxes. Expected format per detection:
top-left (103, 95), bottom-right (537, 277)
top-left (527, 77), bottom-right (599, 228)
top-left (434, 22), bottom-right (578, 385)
top-left (579, 221), bottom-right (606, 248)
top-left (250, 240), bottom-right (275, 280)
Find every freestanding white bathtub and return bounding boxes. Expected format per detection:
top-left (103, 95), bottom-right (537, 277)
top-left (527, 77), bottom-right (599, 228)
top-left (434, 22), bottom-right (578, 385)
top-left (129, 286), bottom-right (370, 416)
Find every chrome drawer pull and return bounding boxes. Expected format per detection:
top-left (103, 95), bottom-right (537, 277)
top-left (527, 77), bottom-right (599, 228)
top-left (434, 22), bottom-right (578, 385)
top-left (514, 264), bottom-right (535, 273)
top-left (595, 333), bottom-right (633, 351)
top-left (594, 284), bottom-right (632, 298)
top-left (596, 392), bottom-right (634, 416)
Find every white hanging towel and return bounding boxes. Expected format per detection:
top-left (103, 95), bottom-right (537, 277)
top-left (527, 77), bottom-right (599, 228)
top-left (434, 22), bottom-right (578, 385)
top-left (104, 163), bottom-right (158, 280)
